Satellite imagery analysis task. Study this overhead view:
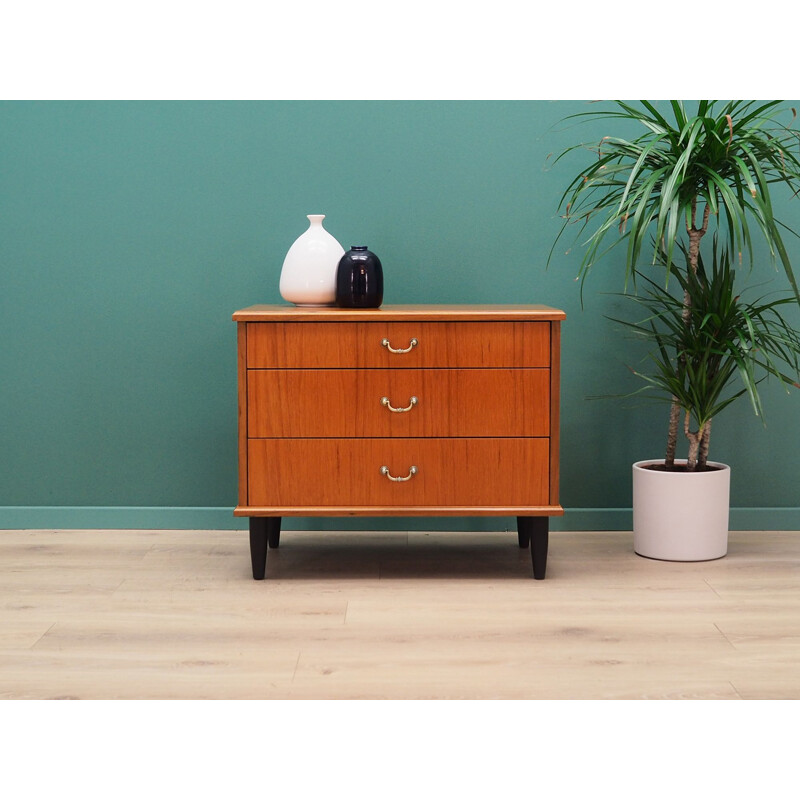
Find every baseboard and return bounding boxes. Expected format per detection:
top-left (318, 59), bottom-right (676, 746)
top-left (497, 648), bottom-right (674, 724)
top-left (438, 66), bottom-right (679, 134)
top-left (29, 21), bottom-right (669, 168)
top-left (1, 506), bottom-right (799, 531)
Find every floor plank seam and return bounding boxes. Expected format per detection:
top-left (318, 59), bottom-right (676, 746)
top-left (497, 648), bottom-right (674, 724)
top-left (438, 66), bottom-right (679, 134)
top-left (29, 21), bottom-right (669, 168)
top-left (291, 651), bottom-right (301, 683)
top-left (29, 621), bottom-right (57, 650)
top-left (713, 622), bottom-right (737, 649)
top-left (729, 681), bottom-right (744, 699)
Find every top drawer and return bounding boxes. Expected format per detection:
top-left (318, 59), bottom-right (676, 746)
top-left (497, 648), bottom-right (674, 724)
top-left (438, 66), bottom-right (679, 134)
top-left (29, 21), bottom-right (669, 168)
top-left (246, 321), bottom-right (551, 369)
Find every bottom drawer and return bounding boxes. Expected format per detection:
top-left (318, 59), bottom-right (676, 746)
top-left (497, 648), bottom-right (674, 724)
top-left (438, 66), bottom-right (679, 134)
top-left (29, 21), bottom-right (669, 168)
top-left (247, 438), bottom-right (549, 508)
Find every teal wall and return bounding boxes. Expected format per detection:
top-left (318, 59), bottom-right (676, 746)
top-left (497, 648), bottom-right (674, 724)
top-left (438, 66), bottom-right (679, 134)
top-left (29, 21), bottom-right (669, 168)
top-left (1, 101), bottom-right (798, 530)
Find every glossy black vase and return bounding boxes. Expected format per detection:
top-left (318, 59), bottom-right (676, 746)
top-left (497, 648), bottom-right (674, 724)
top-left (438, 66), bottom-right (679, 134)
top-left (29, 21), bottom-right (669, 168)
top-left (335, 246), bottom-right (383, 308)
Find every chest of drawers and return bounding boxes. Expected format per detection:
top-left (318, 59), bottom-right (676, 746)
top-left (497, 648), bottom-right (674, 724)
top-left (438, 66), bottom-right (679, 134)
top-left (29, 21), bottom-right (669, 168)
top-left (232, 304), bottom-right (565, 579)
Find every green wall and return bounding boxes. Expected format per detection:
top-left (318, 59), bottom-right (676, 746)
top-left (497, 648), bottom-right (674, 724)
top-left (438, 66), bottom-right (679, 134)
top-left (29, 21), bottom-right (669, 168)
top-left (1, 101), bottom-right (798, 530)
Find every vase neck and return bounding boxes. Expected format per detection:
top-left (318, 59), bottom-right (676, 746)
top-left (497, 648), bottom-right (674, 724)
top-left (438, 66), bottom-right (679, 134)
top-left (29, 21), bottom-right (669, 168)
top-left (307, 214), bottom-right (326, 228)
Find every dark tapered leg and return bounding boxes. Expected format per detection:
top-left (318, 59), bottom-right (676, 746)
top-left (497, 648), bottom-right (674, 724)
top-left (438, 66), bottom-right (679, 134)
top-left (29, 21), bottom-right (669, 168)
top-left (249, 517), bottom-right (269, 579)
top-left (251, 517), bottom-right (282, 577)
top-left (517, 516), bottom-right (549, 579)
top-left (518, 530), bottom-right (531, 548)
top-left (530, 518), bottom-right (549, 580)
top-left (268, 524), bottom-right (281, 549)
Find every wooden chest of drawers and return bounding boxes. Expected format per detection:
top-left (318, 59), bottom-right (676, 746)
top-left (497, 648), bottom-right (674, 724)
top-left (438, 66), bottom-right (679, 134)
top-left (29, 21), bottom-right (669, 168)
top-left (233, 304), bottom-right (565, 579)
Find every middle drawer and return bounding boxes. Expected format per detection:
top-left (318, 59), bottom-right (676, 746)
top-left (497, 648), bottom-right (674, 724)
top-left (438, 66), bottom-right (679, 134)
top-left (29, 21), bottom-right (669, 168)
top-left (247, 368), bottom-right (550, 438)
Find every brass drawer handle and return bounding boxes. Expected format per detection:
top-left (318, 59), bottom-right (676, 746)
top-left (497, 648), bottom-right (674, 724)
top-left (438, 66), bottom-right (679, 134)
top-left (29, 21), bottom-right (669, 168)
top-left (381, 337), bottom-right (418, 354)
top-left (380, 465), bottom-right (418, 482)
top-left (381, 395), bottom-right (418, 413)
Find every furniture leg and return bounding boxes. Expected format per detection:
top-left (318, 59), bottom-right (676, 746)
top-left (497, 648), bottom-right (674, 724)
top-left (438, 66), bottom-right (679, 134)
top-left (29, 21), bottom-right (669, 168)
top-left (249, 517), bottom-right (280, 580)
top-left (518, 529), bottom-right (530, 548)
top-left (517, 516), bottom-right (548, 579)
top-left (268, 525), bottom-right (281, 549)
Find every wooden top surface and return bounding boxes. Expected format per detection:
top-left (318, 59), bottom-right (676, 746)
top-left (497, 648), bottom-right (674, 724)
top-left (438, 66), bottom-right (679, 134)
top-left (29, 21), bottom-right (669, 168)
top-left (232, 304), bottom-right (567, 322)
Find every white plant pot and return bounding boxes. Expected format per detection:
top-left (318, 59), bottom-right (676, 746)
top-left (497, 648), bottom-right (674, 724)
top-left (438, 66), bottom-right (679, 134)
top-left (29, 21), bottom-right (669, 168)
top-left (279, 214), bottom-right (345, 306)
top-left (632, 459), bottom-right (730, 562)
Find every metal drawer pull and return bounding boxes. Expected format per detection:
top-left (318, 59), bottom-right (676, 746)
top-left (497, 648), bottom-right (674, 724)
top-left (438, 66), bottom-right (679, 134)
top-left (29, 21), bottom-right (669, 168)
top-left (381, 395), bottom-right (418, 413)
top-left (380, 465), bottom-right (418, 482)
top-left (381, 337), bottom-right (418, 354)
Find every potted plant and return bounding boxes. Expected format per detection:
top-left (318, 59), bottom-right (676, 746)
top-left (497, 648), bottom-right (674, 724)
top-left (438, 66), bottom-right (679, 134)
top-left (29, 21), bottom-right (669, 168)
top-left (550, 100), bottom-right (800, 560)
top-left (620, 241), bottom-right (800, 559)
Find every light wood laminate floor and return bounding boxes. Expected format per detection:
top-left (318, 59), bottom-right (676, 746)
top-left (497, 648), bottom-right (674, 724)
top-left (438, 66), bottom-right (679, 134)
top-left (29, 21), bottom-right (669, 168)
top-left (1, 528), bottom-right (799, 699)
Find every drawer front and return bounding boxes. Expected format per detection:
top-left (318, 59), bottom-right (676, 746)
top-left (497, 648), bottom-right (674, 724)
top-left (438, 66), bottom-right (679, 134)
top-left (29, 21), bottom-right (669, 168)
top-left (247, 438), bottom-right (549, 507)
top-left (246, 321), bottom-right (550, 369)
top-left (248, 368), bottom-right (550, 438)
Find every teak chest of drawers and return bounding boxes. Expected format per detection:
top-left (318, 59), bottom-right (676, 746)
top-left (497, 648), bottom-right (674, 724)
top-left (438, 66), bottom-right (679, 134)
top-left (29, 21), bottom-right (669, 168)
top-left (233, 304), bottom-right (565, 579)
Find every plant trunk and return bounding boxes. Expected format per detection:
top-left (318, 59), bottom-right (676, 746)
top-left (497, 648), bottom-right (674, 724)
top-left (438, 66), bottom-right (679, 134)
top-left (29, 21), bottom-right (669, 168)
top-left (665, 400), bottom-right (681, 467)
top-left (684, 411), bottom-right (706, 471)
top-left (698, 418), bottom-right (711, 468)
top-left (666, 202), bottom-right (711, 466)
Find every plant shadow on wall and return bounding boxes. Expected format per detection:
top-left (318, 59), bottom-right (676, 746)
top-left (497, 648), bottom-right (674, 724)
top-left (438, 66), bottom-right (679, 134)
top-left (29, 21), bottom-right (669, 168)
top-left (549, 100), bottom-right (800, 561)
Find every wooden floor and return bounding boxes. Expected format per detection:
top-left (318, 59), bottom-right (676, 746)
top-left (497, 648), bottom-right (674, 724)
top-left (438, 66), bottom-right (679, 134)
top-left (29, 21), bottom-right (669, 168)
top-left (1, 528), bottom-right (799, 699)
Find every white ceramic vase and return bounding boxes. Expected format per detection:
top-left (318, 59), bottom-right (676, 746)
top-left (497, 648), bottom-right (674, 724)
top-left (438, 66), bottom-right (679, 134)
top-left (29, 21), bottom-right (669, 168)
top-left (632, 459), bottom-right (731, 562)
top-left (279, 214), bottom-right (344, 306)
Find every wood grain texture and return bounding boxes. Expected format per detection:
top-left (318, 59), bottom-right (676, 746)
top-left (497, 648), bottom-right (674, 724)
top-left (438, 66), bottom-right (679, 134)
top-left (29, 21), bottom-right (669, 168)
top-left (549, 321), bottom-right (561, 505)
top-left (234, 505), bottom-right (564, 517)
top-left (237, 322), bottom-right (248, 507)
top-left (247, 368), bottom-right (550, 438)
top-left (2, 529), bottom-right (798, 699)
top-left (246, 321), bottom-right (551, 369)
top-left (233, 303), bottom-right (567, 322)
top-left (247, 438), bottom-right (550, 507)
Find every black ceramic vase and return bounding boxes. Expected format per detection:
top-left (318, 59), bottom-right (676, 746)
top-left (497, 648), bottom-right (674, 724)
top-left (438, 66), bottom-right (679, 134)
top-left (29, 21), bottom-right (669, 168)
top-left (335, 246), bottom-right (383, 308)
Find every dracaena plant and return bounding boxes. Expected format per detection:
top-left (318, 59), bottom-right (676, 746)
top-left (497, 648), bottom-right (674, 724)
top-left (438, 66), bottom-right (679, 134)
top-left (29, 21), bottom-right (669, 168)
top-left (550, 100), bottom-right (800, 468)
top-left (615, 241), bottom-right (800, 470)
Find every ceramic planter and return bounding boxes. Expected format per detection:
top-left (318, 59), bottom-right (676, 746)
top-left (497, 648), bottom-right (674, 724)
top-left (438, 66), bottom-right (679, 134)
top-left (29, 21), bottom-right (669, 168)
top-left (632, 459), bottom-right (730, 561)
